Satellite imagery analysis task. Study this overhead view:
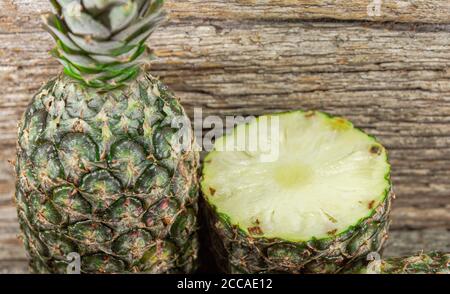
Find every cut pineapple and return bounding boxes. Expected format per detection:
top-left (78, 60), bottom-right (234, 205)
top-left (201, 110), bottom-right (392, 273)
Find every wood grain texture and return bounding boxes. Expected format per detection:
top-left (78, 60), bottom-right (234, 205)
top-left (167, 0), bottom-right (450, 24)
top-left (0, 0), bottom-right (449, 273)
top-left (3, 0), bottom-right (450, 26)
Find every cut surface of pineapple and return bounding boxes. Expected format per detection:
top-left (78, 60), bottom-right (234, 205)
top-left (202, 111), bottom-right (390, 242)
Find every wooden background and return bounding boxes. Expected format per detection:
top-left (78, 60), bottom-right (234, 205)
top-left (0, 0), bottom-right (449, 273)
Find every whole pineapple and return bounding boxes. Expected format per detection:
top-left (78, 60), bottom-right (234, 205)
top-left (15, 0), bottom-right (199, 273)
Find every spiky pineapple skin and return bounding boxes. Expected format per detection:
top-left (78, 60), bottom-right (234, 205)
top-left (202, 191), bottom-right (393, 274)
top-left (15, 72), bottom-right (199, 273)
top-left (346, 252), bottom-right (450, 274)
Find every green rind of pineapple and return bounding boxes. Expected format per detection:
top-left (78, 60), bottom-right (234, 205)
top-left (345, 252), bottom-right (450, 274)
top-left (201, 110), bottom-right (393, 273)
top-left (15, 0), bottom-right (199, 273)
top-left (202, 194), bottom-right (392, 274)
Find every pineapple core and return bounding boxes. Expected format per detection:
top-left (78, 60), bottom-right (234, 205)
top-left (274, 163), bottom-right (313, 188)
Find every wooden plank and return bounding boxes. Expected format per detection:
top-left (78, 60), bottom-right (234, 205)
top-left (0, 260), bottom-right (28, 274)
top-left (167, 0), bottom-right (450, 24)
top-left (1, 21), bottom-right (449, 227)
top-left (0, 205), bottom-right (27, 261)
top-left (2, 0), bottom-right (450, 29)
top-left (385, 228), bottom-right (450, 257)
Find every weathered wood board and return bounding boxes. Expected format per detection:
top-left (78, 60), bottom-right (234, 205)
top-left (0, 0), bottom-right (449, 273)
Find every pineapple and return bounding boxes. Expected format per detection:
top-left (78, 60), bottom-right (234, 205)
top-left (201, 110), bottom-right (393, 273)
top-left (346, 252), bottom-right (450, 274)
top-left (15, 0), bottom-right (199, 273)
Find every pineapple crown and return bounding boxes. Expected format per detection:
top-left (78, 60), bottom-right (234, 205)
top-left (43, 0), bottom-right (166, 90)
